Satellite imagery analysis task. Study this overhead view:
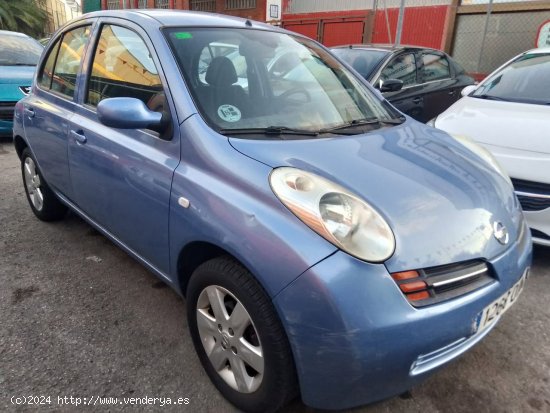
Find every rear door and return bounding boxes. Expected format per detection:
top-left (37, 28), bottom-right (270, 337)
top-left (68, 19), bottom-right (180, 275)
top-left (417, 51), bottom-right (458, 122)
top-left (377, 52), bottom-right (424, 120)
top-left (23, 24), bottom-right (93, 200)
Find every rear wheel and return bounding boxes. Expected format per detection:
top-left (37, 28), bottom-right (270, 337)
top-left (21, 148), bottom-right (67, 221)
top-left (187, 256), bottom-right (298, 413)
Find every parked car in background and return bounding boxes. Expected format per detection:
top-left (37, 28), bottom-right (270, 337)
top-left (331, 45), bottom-right (475, 122)
top-left (13, 11), bottom-right (531, 413)
top-left (0, 30), bottom-right (43, 137)
top-left (429, 48), bottom-right (550, 246)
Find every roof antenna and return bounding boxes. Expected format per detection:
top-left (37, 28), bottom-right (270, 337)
top-left (245, 20), bottom-right (252, 27)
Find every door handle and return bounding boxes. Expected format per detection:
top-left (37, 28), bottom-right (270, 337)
top-left (70, 130), bottom-right (87, 144)
top-left (448, 90), bottom-right (456, 96)
top-left (412, 97), bottom-right (422, 104)
top-left (24, 107), bottom-right (35, 118)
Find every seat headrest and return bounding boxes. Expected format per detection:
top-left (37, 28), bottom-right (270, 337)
top-left (205, 56), bottom-right (238, 87)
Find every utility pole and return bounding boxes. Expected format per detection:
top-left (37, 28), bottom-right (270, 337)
top-left (394, 0), bottom-right (406, 46)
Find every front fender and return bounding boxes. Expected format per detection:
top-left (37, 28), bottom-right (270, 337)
top-left (168, 115), bottom-right (337, 297)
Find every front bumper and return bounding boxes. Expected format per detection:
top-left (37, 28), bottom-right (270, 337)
top-left (274, 224), bottom-right (532, 410)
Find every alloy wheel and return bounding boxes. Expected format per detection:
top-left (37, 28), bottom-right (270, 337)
top-left (23, 157), bottom-right (44, 211)
top-left (196, 285), bottom-right (264, 393)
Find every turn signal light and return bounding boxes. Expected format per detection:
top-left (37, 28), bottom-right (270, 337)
top-left (407, 291), bottom-right (430, 301)
top-left (399, 280), bottom-right (427, 293)
top-left (391, 270), bottom-right (419, 281)
top-left (391, 270), bottom-right (431, 303)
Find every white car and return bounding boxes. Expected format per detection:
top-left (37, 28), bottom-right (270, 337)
top-left (430, 48), bottom-right (550, 246)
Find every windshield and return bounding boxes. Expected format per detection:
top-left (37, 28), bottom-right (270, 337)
top-left (0, 33), bottom-right (43, 66)
top-left (472, 53), bottom-right (550, 105)
top-left (331, 48), bottom-right (389, 79)
top-left (165, 28), bottom-right (400, 136)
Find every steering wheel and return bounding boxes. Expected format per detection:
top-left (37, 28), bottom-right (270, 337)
top-left (277, 87), bottom-right (311, 104)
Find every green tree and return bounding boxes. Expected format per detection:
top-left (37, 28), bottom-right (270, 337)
top-left (0, 0), bottom-right (49, 38)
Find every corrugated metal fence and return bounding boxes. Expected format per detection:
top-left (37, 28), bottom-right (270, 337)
top-left (282, 0), bottom-right (550, 77)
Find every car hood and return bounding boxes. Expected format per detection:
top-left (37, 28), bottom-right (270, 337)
top-left (229, 120), bottom-right (523, 272)
top-left (435, 96), bottom-right (550, 154)
top-left (0, 66), bottom-right (35, 84)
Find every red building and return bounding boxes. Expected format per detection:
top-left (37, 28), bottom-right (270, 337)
top-left (98, 0), bottom-right (282, 23)
top-left (89, 0), bottom-right (550, 76)
top-left (281, 0), bottom-right (452, 50)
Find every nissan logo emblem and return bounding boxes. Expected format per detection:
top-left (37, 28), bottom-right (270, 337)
top-left (493, 221), bottom-right (509, 245)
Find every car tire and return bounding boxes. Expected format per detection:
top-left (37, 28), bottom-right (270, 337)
top-left (21, 148), bottom-right (67, 221)
top-left (187, 256), bottom-right (298, 413)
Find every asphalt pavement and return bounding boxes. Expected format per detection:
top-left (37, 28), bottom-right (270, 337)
top-left (1, 139), bottom-right (549, 413)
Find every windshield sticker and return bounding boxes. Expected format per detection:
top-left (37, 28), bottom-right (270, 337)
top-left (217, 105), bottom-right (241, 122)
top-left (174, 32), bottom-right (193, 40)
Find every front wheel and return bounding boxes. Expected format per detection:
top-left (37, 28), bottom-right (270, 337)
top-left (21, 148), bottom-right (67, 221)
top-left (187, 257), bottom-right (298, 413)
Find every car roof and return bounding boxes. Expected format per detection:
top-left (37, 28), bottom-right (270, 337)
top-left (81, 9), bottom-right (282, 32)
top-left (331, 44), bottom-right (442, 53)
top-left (0, 30), bottom-right (31, 38)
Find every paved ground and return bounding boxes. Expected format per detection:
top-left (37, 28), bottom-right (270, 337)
top-left (1, 138), bottom-right (549, 413)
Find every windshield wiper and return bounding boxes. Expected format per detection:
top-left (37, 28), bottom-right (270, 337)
top-left (379, 116), bottom-right (406, 125)
top-left (318, 116), bottom-right (405, 134)
top-left (473, 94), bottom-right (509, 102)
top-left (219, 126), bottom-right (319, 137)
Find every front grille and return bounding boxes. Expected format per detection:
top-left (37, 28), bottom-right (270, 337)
top-left (517, 194), bottom-right (550, 211)
top-left (392, 260), bottom-right (495, 308)
top-left (512, 178), bottom-right (550, 195)
top-left (0, 111), bottom-right (14, 121)
top-left (531, 228), bottom-right (550, 241)
top-left (0, 102), bottom-right (16, 121)
top-left (512, 178), bottom-right (550, 211)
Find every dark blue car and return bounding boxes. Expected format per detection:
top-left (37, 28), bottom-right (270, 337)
top-left (13, 10), bottom-right (531, 412)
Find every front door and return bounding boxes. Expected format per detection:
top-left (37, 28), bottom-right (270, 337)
top-left (68, 21), bottom-right (180, 275)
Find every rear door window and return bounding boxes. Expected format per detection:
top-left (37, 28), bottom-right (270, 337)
top-left (380, 53), bottom-right (417, 87)
top-left (39, 39), bottom-right (62, 90)
top-left (421, 53), bottom-right (451, 82)
top-left (49, 26), bottom-right (92, 98)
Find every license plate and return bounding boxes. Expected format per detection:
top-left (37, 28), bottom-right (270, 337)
top-left (475, 268), bottom-right (529, 334)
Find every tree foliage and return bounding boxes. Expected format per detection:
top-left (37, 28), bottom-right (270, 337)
top-left (0, 0), bottom-right (49, 38)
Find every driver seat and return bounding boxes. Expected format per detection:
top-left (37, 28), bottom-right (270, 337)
top-left (204, 56), bottom-right (248, 120)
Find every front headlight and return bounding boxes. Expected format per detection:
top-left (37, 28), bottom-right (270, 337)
top-left (270, 167), bottom-right (395, 263)
top-left (452, 134), bottom-right (512, 187)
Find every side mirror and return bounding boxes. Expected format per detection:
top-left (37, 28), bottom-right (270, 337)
top-left (461, 85), bottom-right (477, 97)
top-left (97, 97), bottom-right (165, 132)
top-left (378, 78), bottom-right (404, 93)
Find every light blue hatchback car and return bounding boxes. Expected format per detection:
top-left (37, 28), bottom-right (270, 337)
top-left (0, 30), bottom-right (43, 137)
top-left (13, 10), bottom-right (532, 413)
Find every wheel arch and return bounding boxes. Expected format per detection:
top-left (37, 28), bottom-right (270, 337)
top-left (177, 241), bottom-right (246, 297)
top-left (13, 135), bottom-right (28, 159)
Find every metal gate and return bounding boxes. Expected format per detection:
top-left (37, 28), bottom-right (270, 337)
top-left (282, 15), bottom-right (370, 46)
